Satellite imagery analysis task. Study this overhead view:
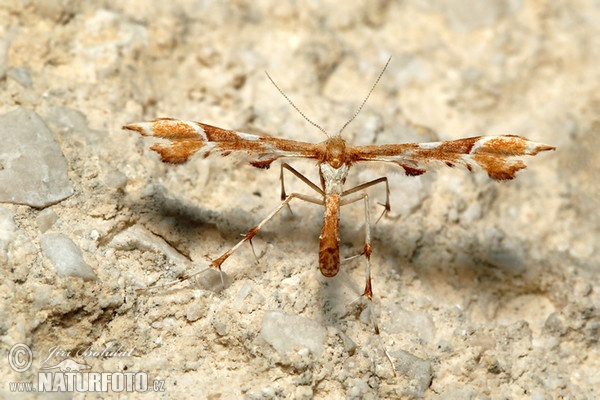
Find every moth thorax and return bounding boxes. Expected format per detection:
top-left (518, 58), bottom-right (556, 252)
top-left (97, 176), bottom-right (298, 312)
top-left (320, 163), bottom-right (348, 195)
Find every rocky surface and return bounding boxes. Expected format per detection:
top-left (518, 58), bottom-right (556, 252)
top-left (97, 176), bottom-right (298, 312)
top-left (1, 1), bottom-right (598, 398)
top-left (0, 108), bottom-right (73, 207)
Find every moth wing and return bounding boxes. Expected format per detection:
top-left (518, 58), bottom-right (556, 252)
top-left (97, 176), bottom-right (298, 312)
top-left (349, 135), bottom-right (555, 180)
top-left (123, 118), bottom-right (321, 169)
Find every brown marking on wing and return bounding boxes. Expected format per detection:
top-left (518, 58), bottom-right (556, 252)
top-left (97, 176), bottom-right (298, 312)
top-left (348, 137), bottom-right (482, 165)
top-left (249, 159), bottom-right (278, 169)
top-left (473, 155), bottom-right (526, 180)
top-left (150, 118), bottom-right (204, 139)
top-left (319, 194), bottom-right (341, 278)
top-left (123, 118), bottom-right (192, 139)
top-left (405, 136), bottom-right (481, 167)
top-left (198, 123), bottom-right (242, 142)
top-left (150, 141), bottom-right (205, 164)
top-left (436, 136), bottom-right (480, 154)
top-left (124, 119), bottom-right (326, 167)
top-left (470, 136), bottom-right (555, 180)
top-left (477, 135), bottom-right (528, 155)
top-left (401, 165), bottom-right (426, 176)
top-left (124, 119), bottom-right (206, 163)
top-left (199, 123), bottom-right (323, 157)
top-left (348, 142), bottom-right (419, 160)
top-left (348, 135), bottom-right (554, 180)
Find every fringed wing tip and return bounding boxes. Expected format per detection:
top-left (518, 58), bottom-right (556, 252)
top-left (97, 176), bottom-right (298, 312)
top-left (123, 123), bottom-right (150, 136)
top-left (394, 136), bottom-right (555, 181)
top-left (476, 136), bottom-right (555, 180)
top-left (124, 120), bottom-right (206, 163)
top-left (527, 141), bottom-right (556, 155)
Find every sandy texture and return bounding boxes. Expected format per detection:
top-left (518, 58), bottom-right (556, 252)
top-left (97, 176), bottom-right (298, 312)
top-left (1, 1), bottom-right (598, 398)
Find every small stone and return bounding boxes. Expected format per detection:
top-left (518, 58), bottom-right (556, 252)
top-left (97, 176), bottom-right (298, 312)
top-left (0, 206), bottom-right (16, 252)
top-left (484, 237), bottom-right (526, 275)
top-left (336, 329), bottom-right (358, 354)
top-left (101, 169), bottom-right (128, 190)
top-left (212, 319), bottom-right (229, 336)
top-left (7, 67), bottom-right (33, 88)
top-left (435, 0), bottom-right (518, 31)
top-left (0, 39), bottom-right (7, 80)
top-left (347, 379), bottom-right (371, 399)
top-left (41, 233), bottom-right (98, 281)
top-left (36, 208), bottom-right (59, 233)
top-left (293, 386), bottom-right (313, 400)
top-left (390, 349), bottom-right (433, 397)
top-left (261, 311), bottom-right (326, 357)
top-left (0, 108), bottom-right (73, 208)
top-left (185, 302), bottom-right (204, 323)
top-left (109, 224), bottom-right (189, 264)
top-left (110, 224), bottom-right (229, 291)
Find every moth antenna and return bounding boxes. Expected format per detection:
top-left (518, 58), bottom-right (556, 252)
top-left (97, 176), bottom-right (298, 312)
top-left (265, 70), bottom-right (330, 138)
top-left (337, 56), bottom-right (391, 136)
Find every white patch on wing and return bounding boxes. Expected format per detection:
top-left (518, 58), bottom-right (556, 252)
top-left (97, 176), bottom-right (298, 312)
top-left (470, 136), bottom-right (492, 153)
top-left (236, 132), bottom-right (261, 141)
top-left (189, 122), bottom-right (208, 141)
top-left (417, 142), bottom-right (441, 150)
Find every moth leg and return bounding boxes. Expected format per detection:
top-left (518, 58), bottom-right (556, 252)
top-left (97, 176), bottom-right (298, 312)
top-left (136, 265), bottom-right (215, 293)
top-left (138, 192), bottom-right (322, 292)
top-left (345, 192), bottom-right (397, 374)
top-left (338, 192), bottom-right (376, 320)
top-left (340, 177), bottom-right (389, 304)
top-left (211, 192), bottom-right (322, 271)
top-left (339, 176), bottom-right (390, 263)
top-left (341, 194), bottom-right (375, 296)
top-left (341, 176), bottom-right (390, 223)
top-left (280, 163), bottom-right (324, 215)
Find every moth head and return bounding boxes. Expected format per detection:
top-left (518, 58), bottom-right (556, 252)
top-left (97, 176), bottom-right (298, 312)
top-left (325, 136), bottom-right (347, 169)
